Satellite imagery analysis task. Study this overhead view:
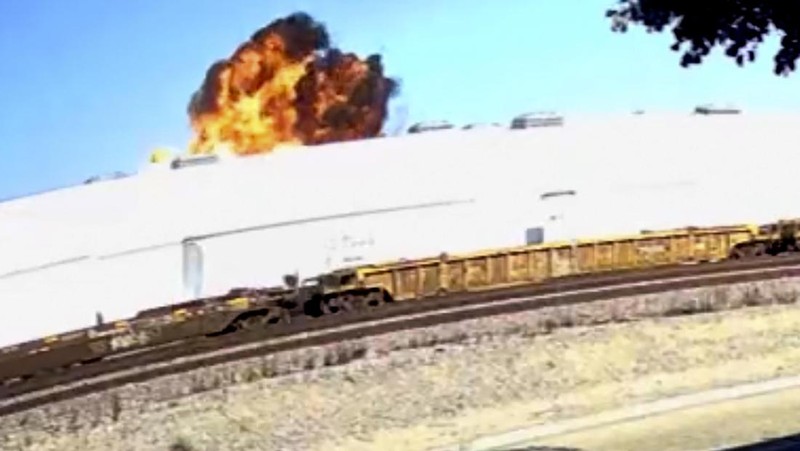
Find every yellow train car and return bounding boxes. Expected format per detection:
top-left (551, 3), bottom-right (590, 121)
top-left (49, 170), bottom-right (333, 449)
top-left (327, 223), bottom-right (767, 302)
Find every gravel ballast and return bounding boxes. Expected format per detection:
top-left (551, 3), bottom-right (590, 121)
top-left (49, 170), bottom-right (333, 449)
top-left (3, 276), bottom-right (800, 450)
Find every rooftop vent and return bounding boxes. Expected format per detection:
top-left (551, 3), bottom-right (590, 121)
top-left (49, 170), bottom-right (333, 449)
top-left (463, 122), bottom-right (502, 130)
top-left (170, 153), bottom-right (220, 170)
top-left (407, 120), bottom-right (455, 134)
top-left (693, 104), bottom-right (741, 115)
top-left (510, 111), bottom-right (564, 129)
top-left (83, 171), bottom-right (130, 185)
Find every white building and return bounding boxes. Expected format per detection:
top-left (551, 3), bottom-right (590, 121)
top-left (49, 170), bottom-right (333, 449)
top-left (1, 106), bottom-right (797, 346)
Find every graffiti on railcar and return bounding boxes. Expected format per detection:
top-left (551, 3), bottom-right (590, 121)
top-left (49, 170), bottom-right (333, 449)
top-left (108, 330), bottom-right (156, 352)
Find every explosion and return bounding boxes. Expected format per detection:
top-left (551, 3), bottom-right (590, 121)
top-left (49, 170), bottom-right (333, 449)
top-left (187, 12), bottom-right (399, 155)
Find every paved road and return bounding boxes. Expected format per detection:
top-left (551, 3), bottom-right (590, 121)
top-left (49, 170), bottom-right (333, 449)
top-left (450, 377), bottom-right (800, 451)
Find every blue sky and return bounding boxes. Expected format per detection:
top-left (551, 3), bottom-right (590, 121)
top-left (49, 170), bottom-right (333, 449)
top-left (1, 0), bottom-right (798, 200)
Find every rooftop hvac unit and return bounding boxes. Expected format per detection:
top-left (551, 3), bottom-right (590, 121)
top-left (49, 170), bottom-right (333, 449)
top-left (170, 153), bottom-right (220, 170)
top-left (463, 122), bottom-right (502, 130)
top-left (407, 120), bottom-right (455, 134)
top-left (510, 111), bottom-right (564, 129)
top-left (693, 104), bottom-right (741, 115)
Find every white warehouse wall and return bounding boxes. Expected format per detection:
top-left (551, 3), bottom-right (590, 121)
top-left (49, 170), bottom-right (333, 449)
top-left (191, 196), bottom-right (542, 298)
top-left (0, 258), bottom-right (98, 346)
top-left (2, 110), bottom-right (800, 346)
top-left (0, 244), bottom-right (183, 346)
top-left (89, 245), bottom-right (185, 321)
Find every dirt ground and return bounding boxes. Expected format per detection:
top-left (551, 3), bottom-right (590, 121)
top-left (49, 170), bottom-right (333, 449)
top-left (517, 382), bottom-right (800, 451)
top-left (325, 304), bottom-right (800, 451)
top-left (4, 278), bottom-right (800, 451)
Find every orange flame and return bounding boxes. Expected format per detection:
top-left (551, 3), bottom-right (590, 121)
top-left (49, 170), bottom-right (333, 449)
top-left (187, 12), bottom-right (399, 155)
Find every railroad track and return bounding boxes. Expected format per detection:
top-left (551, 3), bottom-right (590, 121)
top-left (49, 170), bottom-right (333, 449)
top-left (2, 256), bottom-right (800, 418)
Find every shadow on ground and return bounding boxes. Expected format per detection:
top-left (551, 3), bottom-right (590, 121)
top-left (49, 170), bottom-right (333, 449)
top-left (719, 431), bottom-right (800, 450)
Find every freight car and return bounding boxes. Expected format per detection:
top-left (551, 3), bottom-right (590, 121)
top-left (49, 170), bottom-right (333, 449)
top-left (316, 220), bottom-right (800, 307)
top-left (0, 279), bottom-right (312, 384)
top-left (2, 218), bottom-right (800, 385)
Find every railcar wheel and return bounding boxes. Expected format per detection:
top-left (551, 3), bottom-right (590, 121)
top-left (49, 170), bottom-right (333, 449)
top-left (320, 300), bottom-right (333, 315)
top-left (320, 298), bottom-right (342, 315)
top-left (785, 242), bottom-right (799, 255)
top-left (320, 295), bottom-right (363, 315)
top-left (362, 291), bottom-right (385, 308)
top-left (730, 243), bottom-right (767, 259)
top-left (338, 294), bottom-right (357, 312)
top-left (751, 243), bottom-right (767, 257)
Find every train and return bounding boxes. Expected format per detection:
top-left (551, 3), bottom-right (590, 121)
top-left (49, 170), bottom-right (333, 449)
top-left (4, 106), bottom-right (800, 349)
top-left (2, 215), bottom-right (800, 385)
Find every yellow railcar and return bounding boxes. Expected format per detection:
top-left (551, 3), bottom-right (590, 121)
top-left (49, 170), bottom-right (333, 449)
top-left (329, 223), bottom-right (765, 302)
